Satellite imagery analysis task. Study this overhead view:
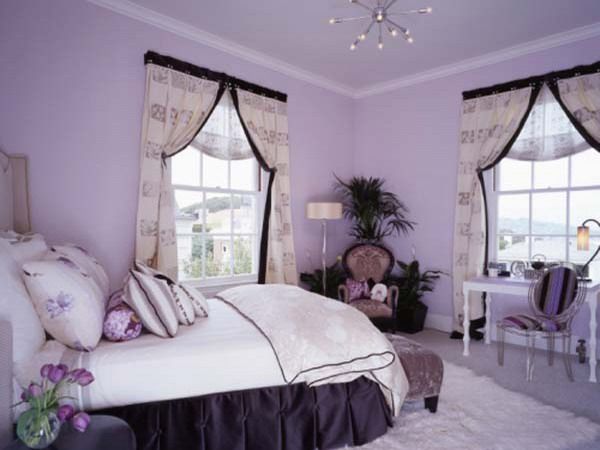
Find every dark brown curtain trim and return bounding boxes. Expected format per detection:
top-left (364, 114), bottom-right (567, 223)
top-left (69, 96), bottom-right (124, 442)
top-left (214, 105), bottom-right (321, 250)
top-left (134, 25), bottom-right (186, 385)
top-left (547, 82), bottom-right (600, 153)
top-left (463, 60), bottom-right (600, 100)
top-left (145, 51), bottom-right (287, 103)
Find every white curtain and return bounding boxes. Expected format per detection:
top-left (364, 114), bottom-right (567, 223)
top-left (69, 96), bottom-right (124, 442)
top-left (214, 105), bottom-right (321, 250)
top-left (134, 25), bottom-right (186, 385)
top-left (135, 63), bottom-right (221, 279)
top-left (553, 71), bottom-right (600, 149)
top-left (234, 88), bottom-right (298, 285)
top-left (452, 87), bottom-right (535, 332)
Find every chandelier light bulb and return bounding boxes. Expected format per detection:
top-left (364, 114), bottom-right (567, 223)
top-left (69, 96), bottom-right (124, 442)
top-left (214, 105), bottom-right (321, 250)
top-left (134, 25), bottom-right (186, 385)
top-left (419, 7), bottom-right (433, 14)
top-left (359, 33), bottom-right (366, 41)
top-left (350, 44), bottom-right (356, 50)
top-left (376, 13), bottom-right (384, 22)
top-left (329, 18), bottom-right (336, 24)
top-left (390, 28), bottom-right (398, 37)
top-left (378, 42), bottom-right (384, 50)
top-left (407, 36), bottom-right (414, 43)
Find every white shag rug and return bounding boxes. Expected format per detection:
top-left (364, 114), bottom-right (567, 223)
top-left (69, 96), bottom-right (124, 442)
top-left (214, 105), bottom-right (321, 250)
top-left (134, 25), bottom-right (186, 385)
top-left (358, 361), bottom-right (600, 450)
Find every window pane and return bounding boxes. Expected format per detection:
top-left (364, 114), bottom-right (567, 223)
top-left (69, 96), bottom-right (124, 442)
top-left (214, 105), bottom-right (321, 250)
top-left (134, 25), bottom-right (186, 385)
top-left (533, 157), bottom-right (568, 189)
top-left (498, 235), bottom-right (529, 261)
top-left (202, 153), bottom-right (229, 189)
top-left (569, 190), bottom-right (600, 235)
top-left (531, 236), bottom-right (566, 262)
top-left (571, 149), bottom-right (600, 188)
top-left (498, 194), bottom-right (529, 234)
top-left (532, 192), bottom-right (566, 235)
top-left (205, 235), bottom-right (231, 277)
top-left (231, 158), bottom-right (258, 191)
top-left (174, 190), bottom-right (203, 224)
top-left (233, 236), bottom-right (254, 275)
top-left (206, 193), bottom-right (231, 234)
top-left (233, 195), bottom-right (256, 234)
top-left (179, 234), bottom-right (203, 281)
top-left (498, 159), bottom-right (531, 191)
top-left (569, 237), bottom-right (600, 264)
top-left (172, 148), bottom-right (200, 186)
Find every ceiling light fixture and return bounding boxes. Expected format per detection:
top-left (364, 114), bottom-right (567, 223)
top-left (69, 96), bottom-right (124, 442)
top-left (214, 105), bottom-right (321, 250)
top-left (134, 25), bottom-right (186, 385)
top-left (329, 0), bottom-right (432, 51)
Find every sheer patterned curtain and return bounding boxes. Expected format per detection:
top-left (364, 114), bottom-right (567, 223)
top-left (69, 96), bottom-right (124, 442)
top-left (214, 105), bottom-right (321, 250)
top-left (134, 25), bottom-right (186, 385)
top-left (452, 87), bottom-right (537, 333)
top-left (233, 88), bottom-right (298, 285)
top-left (135, 63), bottom-right (222, 279)
top-left (551, 71), bottom-right (600, 151)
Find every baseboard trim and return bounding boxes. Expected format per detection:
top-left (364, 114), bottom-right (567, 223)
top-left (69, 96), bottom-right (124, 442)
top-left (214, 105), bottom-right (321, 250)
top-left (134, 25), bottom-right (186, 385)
top-left (425, 313), bottom-right (453, 333)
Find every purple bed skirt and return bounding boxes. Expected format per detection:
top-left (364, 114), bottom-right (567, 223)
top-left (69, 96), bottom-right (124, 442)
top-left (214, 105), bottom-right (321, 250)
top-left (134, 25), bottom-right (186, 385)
top-left (99, 377), bottom-right (392, 450)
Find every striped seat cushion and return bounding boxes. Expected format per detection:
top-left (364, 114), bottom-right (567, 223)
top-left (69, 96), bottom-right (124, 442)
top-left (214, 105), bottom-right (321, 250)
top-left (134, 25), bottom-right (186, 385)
top-left (500, 314), bottom-right (562, 332)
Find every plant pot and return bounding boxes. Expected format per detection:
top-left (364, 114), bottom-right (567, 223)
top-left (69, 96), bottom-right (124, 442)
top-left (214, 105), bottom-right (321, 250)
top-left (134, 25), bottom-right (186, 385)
top-left (395, 301), bottom-right (428, 334)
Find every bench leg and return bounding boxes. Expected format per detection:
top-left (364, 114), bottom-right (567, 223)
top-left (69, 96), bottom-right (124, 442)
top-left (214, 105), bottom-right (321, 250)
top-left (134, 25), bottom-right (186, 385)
top-left (424, 396), bottom-right (438, 413)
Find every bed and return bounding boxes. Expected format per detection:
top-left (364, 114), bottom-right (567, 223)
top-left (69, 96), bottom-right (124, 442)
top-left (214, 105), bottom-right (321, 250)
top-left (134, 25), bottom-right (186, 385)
top-left (0, 150), bottom-right (407, 450)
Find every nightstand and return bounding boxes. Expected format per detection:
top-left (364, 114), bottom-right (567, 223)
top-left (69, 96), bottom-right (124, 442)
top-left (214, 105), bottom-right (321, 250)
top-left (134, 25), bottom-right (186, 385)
top-left (4, 415), bottom-right (135, 450)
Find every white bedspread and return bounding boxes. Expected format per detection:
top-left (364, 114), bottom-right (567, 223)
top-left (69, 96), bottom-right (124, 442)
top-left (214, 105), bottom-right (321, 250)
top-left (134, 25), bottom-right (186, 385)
top-left (15, 298), bottom-right (284, 410)
top-left (216, 284), bottom-right (409, 415)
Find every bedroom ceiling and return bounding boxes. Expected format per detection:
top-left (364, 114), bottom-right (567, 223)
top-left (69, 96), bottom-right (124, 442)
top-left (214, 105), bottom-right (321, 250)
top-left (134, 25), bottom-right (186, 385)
top-left (119, 0), bottom-right (600, 93)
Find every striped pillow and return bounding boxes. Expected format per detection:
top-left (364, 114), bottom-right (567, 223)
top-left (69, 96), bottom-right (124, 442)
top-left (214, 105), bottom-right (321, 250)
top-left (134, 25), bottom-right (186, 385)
top-left (133, 260), bottom-right (208, 319)
top-left (124, 270), bottom-right (179, 338)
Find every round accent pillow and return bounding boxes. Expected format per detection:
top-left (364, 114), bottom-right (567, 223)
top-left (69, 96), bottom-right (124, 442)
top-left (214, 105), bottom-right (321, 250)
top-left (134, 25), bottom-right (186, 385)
top-left (103, 304), bottom-right (142, 342)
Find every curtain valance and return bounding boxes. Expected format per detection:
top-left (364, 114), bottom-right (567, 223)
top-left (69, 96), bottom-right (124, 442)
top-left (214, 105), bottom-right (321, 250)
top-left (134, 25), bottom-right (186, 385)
top-left (452, 59), bottom-right (600, 337)
top-left (136, 51), bottom-right (297, 284)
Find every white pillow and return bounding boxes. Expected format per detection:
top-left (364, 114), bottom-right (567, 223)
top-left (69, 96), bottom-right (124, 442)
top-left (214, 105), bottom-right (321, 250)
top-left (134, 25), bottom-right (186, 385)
top-left (0, 240), bottom-right (46, 364)
top-left (169, 284), bottom-right (196, 326)
top-left (22, 260), bottom-right (104, 351)
top-left (49, 244), bottom-right (109, 301)
top-left (0, 231), bottom-right (48, 265)
top-left (124, 270), bottom-right (179, 338)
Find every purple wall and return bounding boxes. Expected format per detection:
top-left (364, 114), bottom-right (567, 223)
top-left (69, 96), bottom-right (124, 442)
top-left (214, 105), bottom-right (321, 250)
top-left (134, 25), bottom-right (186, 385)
top-left (0, 0), bottom-right (355, 289)
top-left (353, 36), bottom-right (600, 334)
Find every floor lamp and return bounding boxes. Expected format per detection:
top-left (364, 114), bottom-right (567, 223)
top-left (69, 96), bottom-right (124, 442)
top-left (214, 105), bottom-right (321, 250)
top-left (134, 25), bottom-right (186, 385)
top-left (306, 202), bottom-right (343, 296)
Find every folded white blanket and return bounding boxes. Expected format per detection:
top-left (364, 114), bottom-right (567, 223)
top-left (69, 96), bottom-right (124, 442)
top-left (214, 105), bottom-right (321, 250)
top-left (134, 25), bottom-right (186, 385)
top-left (216, 284), bottom-right (409, 415)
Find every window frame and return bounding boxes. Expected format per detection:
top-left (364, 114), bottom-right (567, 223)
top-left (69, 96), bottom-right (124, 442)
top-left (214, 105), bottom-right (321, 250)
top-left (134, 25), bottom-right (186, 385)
top-left (173, 142), bottom-right (266, 290)
top-left (488, 152), bottom-right (600, 265)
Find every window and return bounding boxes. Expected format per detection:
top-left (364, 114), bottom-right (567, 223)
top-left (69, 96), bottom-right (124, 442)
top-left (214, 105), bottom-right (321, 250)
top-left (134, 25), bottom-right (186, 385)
top-left (171, 92), bottom-right (265, 286)
top-left (490, 148), bottom-right (600, 265)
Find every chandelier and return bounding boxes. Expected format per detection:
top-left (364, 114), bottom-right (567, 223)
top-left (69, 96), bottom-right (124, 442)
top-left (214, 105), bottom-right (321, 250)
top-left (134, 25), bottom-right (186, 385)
top-left (329, 0), bottom-right (432, 51)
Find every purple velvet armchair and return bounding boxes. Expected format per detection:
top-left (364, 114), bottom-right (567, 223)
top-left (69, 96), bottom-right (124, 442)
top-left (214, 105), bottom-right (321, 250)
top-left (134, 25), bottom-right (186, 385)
top-left (338, 244), bottom-right (399, 331)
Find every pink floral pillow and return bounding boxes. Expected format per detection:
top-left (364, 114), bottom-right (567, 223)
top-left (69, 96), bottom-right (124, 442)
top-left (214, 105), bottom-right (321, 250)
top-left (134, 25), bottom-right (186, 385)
top-left (103, 304), bottom-right (142, 342)
top-left (345, 278), bottom-right (369, 301)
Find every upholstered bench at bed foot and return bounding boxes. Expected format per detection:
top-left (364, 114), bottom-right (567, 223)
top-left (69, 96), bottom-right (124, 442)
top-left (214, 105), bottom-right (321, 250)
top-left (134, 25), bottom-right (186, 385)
top-left (385, 333), bottom-right (443, 413)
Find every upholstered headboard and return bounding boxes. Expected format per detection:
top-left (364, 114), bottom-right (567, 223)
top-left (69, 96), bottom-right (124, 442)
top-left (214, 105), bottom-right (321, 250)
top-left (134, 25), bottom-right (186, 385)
top-left (0, 149), bottom-right (31, 234)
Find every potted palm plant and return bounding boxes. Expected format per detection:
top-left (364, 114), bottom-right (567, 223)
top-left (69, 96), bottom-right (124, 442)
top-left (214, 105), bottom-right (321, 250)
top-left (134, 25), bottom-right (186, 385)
top-left (392, 259), bottom-right (445, 333)
top-left (334, 176), bottom-right (414, 243)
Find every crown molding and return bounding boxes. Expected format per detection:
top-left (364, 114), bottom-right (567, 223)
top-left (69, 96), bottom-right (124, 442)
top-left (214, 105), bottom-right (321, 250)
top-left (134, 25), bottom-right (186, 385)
top-left (85, 0), bottom-right (600, 100)
top-left (354, 22), bottom-right (600, 98)
top-left (85, 0), bottom-right (356, 97)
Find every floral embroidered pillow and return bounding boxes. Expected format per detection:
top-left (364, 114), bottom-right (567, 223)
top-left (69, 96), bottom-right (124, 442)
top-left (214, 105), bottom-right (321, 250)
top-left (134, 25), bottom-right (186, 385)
top-left (103, 304), bottom-right (142, 342)
top-left (345, 278), bottom-right (369, 302)
top-left (22, 260), bottom-right (104, 351)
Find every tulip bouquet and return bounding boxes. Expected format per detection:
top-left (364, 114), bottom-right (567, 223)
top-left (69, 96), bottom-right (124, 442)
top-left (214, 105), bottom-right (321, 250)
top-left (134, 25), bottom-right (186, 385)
top-left (14, 364), bottom-right (94, 449)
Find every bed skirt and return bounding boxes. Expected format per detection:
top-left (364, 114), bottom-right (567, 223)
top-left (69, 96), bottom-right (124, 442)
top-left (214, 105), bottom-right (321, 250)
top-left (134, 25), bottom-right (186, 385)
top-left (99, 377), bottom-right (392, 450)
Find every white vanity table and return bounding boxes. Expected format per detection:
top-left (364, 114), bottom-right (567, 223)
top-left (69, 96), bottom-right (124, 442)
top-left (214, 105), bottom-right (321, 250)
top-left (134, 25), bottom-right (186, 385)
top-left (462, 276), bottom-right (600, 382)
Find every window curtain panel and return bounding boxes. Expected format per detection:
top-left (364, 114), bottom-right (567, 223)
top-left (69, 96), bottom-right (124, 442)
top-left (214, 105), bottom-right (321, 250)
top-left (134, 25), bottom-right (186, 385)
top-left (550, 71), bottom-right (600, 152)
top-left (452, 87), bottom-right (537, 333)
top-left (232, 88), bottom-right (298, 285)
top-left (135, 63), bottom-right (221, 279)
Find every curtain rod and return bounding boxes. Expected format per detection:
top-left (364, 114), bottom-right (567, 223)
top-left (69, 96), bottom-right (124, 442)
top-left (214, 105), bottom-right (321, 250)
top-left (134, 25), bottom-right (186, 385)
top-left (462, 59), bottom-right (600, 100)
top-left (144, 51), bottom-right (288, 103)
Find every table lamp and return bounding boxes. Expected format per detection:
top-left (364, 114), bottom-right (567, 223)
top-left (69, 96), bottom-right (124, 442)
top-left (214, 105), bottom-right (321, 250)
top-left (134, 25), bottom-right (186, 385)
top-left (306, 202), bottom-right (343, 295)
top-left (577, 219), bottom-right (600, 278)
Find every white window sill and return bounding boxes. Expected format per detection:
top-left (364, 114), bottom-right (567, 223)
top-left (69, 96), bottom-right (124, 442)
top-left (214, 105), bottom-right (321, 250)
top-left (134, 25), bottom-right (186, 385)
top-left (183, 276), bottom-right (258, 298)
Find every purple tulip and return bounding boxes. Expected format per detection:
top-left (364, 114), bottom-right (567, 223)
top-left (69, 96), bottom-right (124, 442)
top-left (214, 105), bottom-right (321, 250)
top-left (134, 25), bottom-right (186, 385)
top-left (40, 363), bottom-right (54, 379)
top-left (76, 370), bottom-right (94, 387)
top-left (48, 364), bottom-right (68, 383)
top-left (27, 383), bottom-right (43, 398)
top-left (20, 390), bottom-right (29, 402)
top-left (57, 404), bottom-right (75, 422)
top-left (67, 368), bottom-right (85, 383)
top-left (71, 412), bottom-right (90, 432)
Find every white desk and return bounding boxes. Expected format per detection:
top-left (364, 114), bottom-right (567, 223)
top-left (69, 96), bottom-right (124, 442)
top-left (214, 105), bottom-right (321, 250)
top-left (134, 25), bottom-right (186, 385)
top-left (462, 276), bottom-right (600, 382)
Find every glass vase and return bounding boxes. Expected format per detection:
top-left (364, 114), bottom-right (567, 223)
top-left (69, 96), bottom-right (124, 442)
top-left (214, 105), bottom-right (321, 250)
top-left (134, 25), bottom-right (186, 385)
top-left (16, 409), bottom-right (61, 449)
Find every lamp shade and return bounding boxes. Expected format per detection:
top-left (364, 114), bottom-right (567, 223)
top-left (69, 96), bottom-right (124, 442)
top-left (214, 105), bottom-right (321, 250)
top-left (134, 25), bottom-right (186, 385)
top-left (577, 225), bottom-right (590, 251)
top-left (306, 202), bottom-right (343, 220)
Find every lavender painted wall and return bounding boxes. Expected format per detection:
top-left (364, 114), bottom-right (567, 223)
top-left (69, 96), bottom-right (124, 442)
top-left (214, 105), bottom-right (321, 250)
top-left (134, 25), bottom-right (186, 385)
top-left (0, 0), bottom-right (354, 289)
top-left (353, 36), bottom-right (600, 335)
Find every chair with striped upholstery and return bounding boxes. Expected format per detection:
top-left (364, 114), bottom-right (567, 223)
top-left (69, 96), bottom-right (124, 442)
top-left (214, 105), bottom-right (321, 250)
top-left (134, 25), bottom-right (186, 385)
top-left (496, 265), bottom-right (586, 381)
